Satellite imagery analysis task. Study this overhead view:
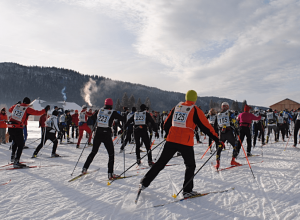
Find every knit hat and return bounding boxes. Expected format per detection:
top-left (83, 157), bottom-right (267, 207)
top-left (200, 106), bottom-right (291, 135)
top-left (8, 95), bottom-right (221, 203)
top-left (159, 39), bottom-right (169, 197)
top-left (132, 107), bottom-right (137, 112)
top-left (23, 97), bottom-right (31, 104)
top-left (140, 104), bottom-right (147, 111)
top-left (185, 90), bottom-right (197, 102)
top-left (52, 110), bottom-right (58, 116)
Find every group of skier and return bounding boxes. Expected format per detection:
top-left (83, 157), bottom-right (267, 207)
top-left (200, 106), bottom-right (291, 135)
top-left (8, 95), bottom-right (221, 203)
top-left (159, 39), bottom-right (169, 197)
top-left (2, 91), bottom-right (300, 199)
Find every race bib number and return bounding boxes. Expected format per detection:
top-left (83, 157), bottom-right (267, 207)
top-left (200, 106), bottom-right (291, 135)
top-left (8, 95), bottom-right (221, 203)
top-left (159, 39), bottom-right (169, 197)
top-left (172, 102), bottom-right (194, 128)
top-left (217, 112), bottom-right (230, 127)
top-left (97, 109), bottom-right (112, 128)
top-left (79, 112), bottom-right (86, 122)
top-left (209, 115), bottom-right (216, 124)
top-left (267, 113), bottom-right (273, 120)
top-left (134, 112), bottom-right (146, 125)
top-left (11, 105), bottom-right (27, 122)
top-left (278, 116), bottom-right (284, 124)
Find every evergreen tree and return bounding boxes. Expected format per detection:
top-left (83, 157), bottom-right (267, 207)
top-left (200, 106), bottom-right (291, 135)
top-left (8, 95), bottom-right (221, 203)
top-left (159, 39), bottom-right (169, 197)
top-left (121, 92), bottom-right (129, 108)
top-left (128, 94), bottom-right (136, 109)
top-left (136, 98), bottom-right (142, 110)
top-left (144, 97), bottom-right (151, 110)
top-left (115, 99), bottom-right (121, 111)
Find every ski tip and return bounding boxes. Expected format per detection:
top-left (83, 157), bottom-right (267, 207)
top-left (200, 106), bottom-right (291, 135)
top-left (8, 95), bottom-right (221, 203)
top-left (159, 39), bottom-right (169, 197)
top-left (172, 194), bottom-right (177, 199)
top-left (107, 182), bottom-right (111, 186)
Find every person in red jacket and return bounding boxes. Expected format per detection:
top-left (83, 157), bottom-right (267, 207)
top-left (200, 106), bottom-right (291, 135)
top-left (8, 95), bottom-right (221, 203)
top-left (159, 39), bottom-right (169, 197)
top-left (77, 105), bottom-right (93, 148)
top-left (139, 90), bottom-right (220, 198)
top-left (237, 104), bottom-right (261, 156)
top-left (8, 97), bottom-right (49, 167)
top-left (71, 110), bottom-right (79, 139)
top-left (0, 108), bottom-right (8, 144)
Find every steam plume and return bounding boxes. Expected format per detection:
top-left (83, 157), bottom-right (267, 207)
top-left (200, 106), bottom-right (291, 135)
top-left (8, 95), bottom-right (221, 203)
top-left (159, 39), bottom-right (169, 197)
top-left (82, 78), bottom-right (98, 106)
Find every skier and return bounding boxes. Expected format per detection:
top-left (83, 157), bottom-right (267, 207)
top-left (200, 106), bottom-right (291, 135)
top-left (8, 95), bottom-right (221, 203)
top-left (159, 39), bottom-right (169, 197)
top-left (65, 110), bottom-right (72, 142)
top-left (237, 105), bottom-right (261, 156)
top-left (160, 111), bottom-right (168, 136)
top-left (207, 108), bottom-right (218, 151)
top-left (77, 105), bottom-right (93, 148)
top-left (125, 104), bottom-right (158, 166)
top-left (0, 108), bottom-right (8, 144)
top-left (119, 107), bottom-right (136, 152)
top-left (71, 110), bottom-right (79, 139)
top-left (8, 97), bottom-right (49, 167)
top-left (277, 112), bottom-right (285, 141)
top-left (253, 108), bottom-right (266, 147)
top-left (215, 102), bottom-right (241, 169)
top-left (82, 98), bottom-right (125, 180)
top-left (32, 110), bottom-right (60, 158)
top-left (266, 108), bottom-right (278, 143)
top-left (293, 108), bottom-right (300, 147)
top-left (138, 90), bottom-right (220, 197)
top-left (59, 110), bottom-right (67, 143)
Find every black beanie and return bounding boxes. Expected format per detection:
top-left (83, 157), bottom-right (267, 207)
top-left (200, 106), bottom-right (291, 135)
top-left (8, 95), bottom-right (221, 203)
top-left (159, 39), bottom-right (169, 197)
top-left (52, 110), bottom-right (58, 116)
top-left (132, 107), bottom-right (136, 112)
top-left (23, 97), bottom-right (31, 104)
top-left (140, 104), bottom-right (147, 111)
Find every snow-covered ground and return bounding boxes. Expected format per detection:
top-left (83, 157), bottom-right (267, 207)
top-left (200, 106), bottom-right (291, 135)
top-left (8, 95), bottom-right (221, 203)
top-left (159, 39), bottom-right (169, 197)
top-left (1, 121), bottom-right (300, 220)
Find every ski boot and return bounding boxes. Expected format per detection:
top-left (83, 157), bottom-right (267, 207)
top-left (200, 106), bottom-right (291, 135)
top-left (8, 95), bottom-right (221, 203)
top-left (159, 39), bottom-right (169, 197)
top-left (231, 157), bottom-right (241, 166)
top-left (88, 143), bottom-right (93, 146)
top-left (51, 153), bottom-right (60, 157)
top-left (266, 136), bottom-right (269, 143)
top-left (11, 155), bottom-right (15, 162)
top-left (32, 153), bottom-right (37, 158)
top-left (247, 152), bottom-right (253, 157)
top-left (148, 161), bottom-right (155, 167)
top-left (13, 160), bottom-right (27, 168)
top-left (82, 168), bottom-right (87, 174)
top-left (108, 173), bottom-right (119, 180)
top-left (183, 191), bottom-right (201, 198)
top-left (76, 144), bottom-right (80, 148)
top-left (137, 159), bottom-right (141, 166)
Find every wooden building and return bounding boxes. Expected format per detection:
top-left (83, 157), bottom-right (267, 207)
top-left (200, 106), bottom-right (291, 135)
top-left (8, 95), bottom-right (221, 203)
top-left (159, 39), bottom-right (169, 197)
top-left (269, 98), bottom-right (300, 111)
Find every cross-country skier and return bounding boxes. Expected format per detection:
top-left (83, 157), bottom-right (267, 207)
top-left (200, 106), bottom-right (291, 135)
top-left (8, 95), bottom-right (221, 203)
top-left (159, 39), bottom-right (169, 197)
top-left (71, 110), bottom-right (79, 139)
top-left (237, 105), bottom-right (261, 156)
top-left (266, 108), bottom-right (278, 143)
top-left (82, 98), bottom-right (125, 180)
top-left (8, 97), bottom-right (49, 167)
top-left (207, 108), bottom-right (218, 152)
top-left (76, 105), bottom-right (93, 148)
top-left (119, 107), bottom-right (136, 153)
top-left (253, 108), bottom-right (266, 147)
top-left (293, 108), bottom-right (300, 147)
top-left (215, 102), bottom-right (241, 169)
top-left (32, 110), bottom-right (60, 158)
top-left (0, 108), bottom-right (8, 144)
top-left (138, 90), bottom-right (220, 198)
top-left (125, 104), bottom-right (158, 166)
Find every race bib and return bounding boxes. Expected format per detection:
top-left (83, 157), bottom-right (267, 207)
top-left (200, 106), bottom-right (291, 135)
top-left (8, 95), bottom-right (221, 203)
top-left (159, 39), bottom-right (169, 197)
top-left (217, 112), bottom-right (230, 127)
top-left (45, 118), bottom-right (53, 128)
top-left (60, 115), bottom-right (65, 123)
top-left (267, 112), bottom-right (274, 120)
top-left (163, 115), bottom-right (168, 121)
top-left (11, 105), bottom-right (28, 122)
top-left (278, 116), bottom-right (284, 124)
top-left (127, 113), bottom-right (134, 121)
top-left (97, 109), bottom-right (112, 128)
top-left (79, 112), bottom-right (86, 122)
top-left (172, 102), bottom-right (194, 128)
top-left (134, 112), bottom-right (146, 125)
top-left (208, 115), bottom-right (216, 124)
top-left (297, 113), bottom-right (300, 120)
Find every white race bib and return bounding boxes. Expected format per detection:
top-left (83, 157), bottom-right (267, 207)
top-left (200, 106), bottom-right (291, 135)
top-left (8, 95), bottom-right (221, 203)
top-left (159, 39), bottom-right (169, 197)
top-left (97, 109), bottom-right (112, 128)
top-left (208, 115), bottom-right (216, 124)
top-left (267, 112), bottom-right (274, 120)
top-left (60, 115), bottom-right (65, 123)
top-left (278, 116), bottom-right (284, 124)
top-left (297, 113), bottom-right (300, 120)
top-left (134, 111), bottom-right (146, 125)
top-left (79, 112), bottom-right (86, 122)
top-left (172, 102), bottom-right (194, 128)
top-left (217, 111), bottom-right (230, 127)
top-left (11, 105), bottom-right (28, 122)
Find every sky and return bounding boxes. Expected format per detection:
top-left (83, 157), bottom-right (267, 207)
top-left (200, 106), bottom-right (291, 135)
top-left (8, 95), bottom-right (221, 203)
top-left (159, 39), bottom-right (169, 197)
top-left (1, 0), bottom-right (299, 107)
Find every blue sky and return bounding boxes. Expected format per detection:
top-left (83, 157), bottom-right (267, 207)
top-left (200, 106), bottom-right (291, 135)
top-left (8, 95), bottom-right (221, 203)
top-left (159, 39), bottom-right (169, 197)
top-left (1, 0), bottom-right (299, 107)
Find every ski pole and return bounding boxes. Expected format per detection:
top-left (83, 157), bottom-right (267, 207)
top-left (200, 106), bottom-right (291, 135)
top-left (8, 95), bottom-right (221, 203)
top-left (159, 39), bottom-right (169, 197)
top-left (200, 141), bottom-right (214, 159)
top-left (123, 147), bottom-right (125, 178)
top-left (26, 138), bottom-right (41, 146)
top-left (108, 139), bottom-right (166, 185)
top-left (237, 134), bottom-right (256, 180)
top-left (173, 145), bottom-right (217, 198)
top-left (284, 134), bottom-right (291, 151)
top-left (71, 121), bottom-right (97, 176)
top-left (130, 144), bottom-right (135, 154)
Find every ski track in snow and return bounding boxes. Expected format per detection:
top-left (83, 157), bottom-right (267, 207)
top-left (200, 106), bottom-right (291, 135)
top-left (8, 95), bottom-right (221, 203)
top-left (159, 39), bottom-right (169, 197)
top-left (1, 122), bottom-right (300, 219)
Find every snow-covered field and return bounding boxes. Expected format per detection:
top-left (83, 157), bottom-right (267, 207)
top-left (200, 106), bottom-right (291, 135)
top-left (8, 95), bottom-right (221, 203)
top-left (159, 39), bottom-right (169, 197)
top-left (1, 121), bottom-right (300, 220)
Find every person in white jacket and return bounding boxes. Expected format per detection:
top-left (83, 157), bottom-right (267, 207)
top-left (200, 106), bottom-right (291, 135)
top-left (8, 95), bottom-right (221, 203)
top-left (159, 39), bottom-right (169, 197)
top-left (32, 110), bottom-right (60, 158)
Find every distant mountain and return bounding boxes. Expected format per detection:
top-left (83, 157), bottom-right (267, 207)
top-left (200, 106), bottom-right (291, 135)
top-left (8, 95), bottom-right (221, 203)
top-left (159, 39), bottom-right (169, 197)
top-left (0, 62), bottom-right (266, 112)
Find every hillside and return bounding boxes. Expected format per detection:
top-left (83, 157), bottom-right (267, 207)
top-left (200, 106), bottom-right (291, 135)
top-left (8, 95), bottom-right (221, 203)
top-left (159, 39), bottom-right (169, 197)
top-left (0, 62), bottom-right (264, 111)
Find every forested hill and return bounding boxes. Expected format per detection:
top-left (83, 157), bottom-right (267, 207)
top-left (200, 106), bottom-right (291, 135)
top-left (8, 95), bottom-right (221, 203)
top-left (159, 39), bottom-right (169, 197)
top-left (0, 62), bottom-right (264, 112)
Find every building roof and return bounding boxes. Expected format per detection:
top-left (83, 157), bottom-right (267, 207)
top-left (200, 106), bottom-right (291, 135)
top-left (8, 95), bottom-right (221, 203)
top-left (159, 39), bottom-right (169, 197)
top-left (31, 99), bottom-right (82, 112)
top-left (270, 98), bottom-right (300, 107)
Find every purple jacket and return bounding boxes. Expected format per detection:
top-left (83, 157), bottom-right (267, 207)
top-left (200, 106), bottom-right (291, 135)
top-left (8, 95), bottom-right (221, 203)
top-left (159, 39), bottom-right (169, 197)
top-left (238, 112), bottom-right (261, 127)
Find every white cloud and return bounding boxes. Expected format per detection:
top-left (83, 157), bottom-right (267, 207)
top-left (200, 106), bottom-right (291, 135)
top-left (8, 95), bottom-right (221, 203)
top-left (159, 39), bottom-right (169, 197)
top-left (1, 0), bottom-right (299, 107)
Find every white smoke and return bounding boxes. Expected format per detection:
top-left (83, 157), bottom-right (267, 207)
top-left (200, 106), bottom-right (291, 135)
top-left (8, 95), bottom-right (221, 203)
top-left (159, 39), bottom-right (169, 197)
top-left (82, 78), bottom-right (98, 106)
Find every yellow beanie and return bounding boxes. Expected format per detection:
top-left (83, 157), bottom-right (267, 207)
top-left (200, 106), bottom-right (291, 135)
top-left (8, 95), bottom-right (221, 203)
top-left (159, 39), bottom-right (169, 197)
top-left (185, 90), bottom-right (197, 102)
